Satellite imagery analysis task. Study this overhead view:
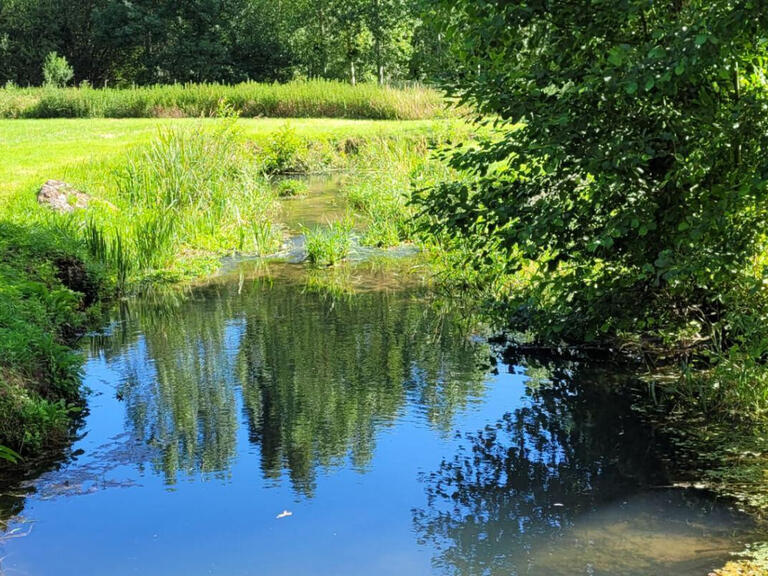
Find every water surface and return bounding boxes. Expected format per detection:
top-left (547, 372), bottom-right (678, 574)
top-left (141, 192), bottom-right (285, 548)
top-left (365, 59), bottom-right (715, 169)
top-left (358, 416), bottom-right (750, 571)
top-left (0, 263), bottom-right (757, 575)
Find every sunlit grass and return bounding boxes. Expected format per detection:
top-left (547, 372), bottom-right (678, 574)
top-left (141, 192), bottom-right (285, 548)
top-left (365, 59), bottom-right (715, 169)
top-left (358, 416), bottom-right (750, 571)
top-left (0, 80), bottom-right (450, 120)
top-left (304, 217), bottom-right (355, 267)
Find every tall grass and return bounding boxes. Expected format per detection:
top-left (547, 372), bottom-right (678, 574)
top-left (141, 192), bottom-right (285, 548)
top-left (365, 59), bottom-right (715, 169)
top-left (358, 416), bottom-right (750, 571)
top-left (0, 80), bottom-right (449, 120)
top-left (84, 119), bottom-right (282, 289)
top-left (344, 137), bottom-right (453, 248)
top-left (346, 173), bottom-right (411, 247)
top-left (304, 217), bottom-right (355, 267)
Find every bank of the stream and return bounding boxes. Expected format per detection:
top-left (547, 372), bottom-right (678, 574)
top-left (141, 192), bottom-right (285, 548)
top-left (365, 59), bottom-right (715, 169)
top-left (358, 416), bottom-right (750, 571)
top-left (0, 258), bottom-right (762, 576)
top-left (2, 116), bottom-right (768, 574)
top-left (0, 116), bottom-right (471, 458)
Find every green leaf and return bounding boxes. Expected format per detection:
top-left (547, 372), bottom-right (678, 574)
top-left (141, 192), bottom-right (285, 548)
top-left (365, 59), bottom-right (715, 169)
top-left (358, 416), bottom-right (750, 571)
top-left (625, 81), bottom-right (638, 95)
top-left (0, 445), bottom-right (21, 463)
top-left (608, 47), bottom-right (624, 66)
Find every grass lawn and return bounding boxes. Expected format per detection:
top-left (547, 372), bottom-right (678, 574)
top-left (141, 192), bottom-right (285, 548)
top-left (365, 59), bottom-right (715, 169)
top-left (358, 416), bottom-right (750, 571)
top-left (0, 117), bottom-right (463, 208)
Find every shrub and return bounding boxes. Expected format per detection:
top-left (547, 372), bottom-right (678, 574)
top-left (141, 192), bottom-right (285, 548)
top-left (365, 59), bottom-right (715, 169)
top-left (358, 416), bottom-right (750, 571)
top-left (42, 52), bottom-right (74, 88)
top-left (258, 123), bottom-right (309, 174)
top-left (419, 1), bottom-right (768, 343)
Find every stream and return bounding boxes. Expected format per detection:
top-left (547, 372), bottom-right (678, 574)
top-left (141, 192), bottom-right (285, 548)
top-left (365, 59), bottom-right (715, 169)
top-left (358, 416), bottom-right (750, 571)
top-left (0, 180), bottom-right (759, 576)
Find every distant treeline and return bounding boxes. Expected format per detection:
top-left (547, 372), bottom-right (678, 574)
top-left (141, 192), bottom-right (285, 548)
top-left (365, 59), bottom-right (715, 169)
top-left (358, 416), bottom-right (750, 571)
top-left (0, 0), bottom-right (449, 87)
top-left (0, 80), bottom-right (449, 119)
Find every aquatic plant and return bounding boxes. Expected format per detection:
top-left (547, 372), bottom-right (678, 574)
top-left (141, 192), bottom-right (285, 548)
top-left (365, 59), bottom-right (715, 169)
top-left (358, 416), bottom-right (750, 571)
top-left (275, 179), bottom-right (309, 197)
top-left (346, 172), bottom-right (410, 247)
top-left (83, 120), bottom-right (282, 286)
top-left (304, 217), bottom-right (355, 267)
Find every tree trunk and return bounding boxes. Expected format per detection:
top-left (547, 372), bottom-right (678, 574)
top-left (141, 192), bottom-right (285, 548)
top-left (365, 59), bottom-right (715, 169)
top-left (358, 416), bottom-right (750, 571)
top-left (350, 59), bottom-right (356, 86)
top-left (375, 30), bottom-right (383, 84)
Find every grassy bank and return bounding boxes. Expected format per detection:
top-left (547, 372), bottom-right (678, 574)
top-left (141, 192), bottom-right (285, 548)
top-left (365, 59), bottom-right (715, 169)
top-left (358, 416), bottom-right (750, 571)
top-left (0, 221), bottom-right (107, 453)
top-left (0, 116), bottom-right (469, 455)
top-left (0, 80), bottom-right (449, 120)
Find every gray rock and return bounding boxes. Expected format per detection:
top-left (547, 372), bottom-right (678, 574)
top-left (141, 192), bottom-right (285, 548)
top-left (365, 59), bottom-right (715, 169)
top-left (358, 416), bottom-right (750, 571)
top-left (37, 180), bottom-right (90, 213)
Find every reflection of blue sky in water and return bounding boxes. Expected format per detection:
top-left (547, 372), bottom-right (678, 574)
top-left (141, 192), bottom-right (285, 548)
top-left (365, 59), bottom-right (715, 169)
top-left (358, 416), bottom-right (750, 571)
top-left (0, 275), bottom-right (758, 576)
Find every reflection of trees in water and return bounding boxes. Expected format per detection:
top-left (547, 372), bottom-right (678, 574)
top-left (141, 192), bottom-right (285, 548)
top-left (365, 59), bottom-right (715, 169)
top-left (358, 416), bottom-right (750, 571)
top-left (114, 292), bottom-right (241, 483)
top-left (412, 360), bottom-right (674, 576)
top-left (102, 278), bottom-right (490, 490)
top-left (236, 285), bottom-right (488, 495)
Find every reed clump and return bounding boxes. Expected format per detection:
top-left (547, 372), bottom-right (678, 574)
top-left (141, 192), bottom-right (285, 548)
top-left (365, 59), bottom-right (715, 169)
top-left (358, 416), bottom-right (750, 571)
top-left (304, 217), bottom-right (355, 267)
top-left (83, 119), bottom-right (282, 289)
top-left (0, 80), bottom-right (449, 120)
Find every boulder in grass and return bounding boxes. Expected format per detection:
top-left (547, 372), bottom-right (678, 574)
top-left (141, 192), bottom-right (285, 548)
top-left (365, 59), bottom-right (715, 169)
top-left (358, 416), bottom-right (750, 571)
top-left (37, 180), bottom-right (90, 213)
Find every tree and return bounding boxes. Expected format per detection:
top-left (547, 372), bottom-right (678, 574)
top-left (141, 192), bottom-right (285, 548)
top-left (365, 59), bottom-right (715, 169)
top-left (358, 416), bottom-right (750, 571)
top-left (230, 0), bottom-right (297, 82)
top-left (0, 0), bottom-right (440, 86)
top-left (417, 0), bottom-right (768, 342)
top-left (365, 0), bottom-right (413, 84)
top-left (42, 51), bottom-right (73, 86)
top-left (329, 0), bottom-right (369, 85)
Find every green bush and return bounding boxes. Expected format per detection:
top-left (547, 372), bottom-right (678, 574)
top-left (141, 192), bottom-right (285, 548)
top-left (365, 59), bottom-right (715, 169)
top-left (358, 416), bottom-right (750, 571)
top-left (42, 52), bottom-right (74, 88)
top-left (257, 124), bottom-right (309, 174)
top-left (416, 0), bottom-right (768, 424)
top-left (275, 179), bottom-right (309, 197)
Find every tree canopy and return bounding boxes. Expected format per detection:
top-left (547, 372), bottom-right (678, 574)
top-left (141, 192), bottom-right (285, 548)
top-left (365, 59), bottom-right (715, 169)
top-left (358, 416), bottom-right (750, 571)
top-left (0, 0), bottom-right (442, 86)
top-left (417, 0), bottom-right (768, 342)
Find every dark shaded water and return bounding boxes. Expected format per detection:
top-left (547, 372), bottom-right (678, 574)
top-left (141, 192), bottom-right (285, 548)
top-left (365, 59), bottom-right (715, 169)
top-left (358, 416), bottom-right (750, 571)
top-left (0, 264), bottom-right (757, 575)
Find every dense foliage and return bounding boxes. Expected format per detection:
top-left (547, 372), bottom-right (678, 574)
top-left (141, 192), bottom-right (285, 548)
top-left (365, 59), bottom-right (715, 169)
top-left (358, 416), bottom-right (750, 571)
top-left (418, 0), bottom-right (768, 352)
top-left (0, 221), bottom-right (105, 453)
top-left (0, 0), bottom-right (445, 86)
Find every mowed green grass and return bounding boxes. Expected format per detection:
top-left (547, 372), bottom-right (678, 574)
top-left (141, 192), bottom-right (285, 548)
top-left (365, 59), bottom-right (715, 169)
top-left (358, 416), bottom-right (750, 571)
top-left (0, 118), bottom-right (449, 179)
top-left (0, 118), bottom-right (464, 211)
